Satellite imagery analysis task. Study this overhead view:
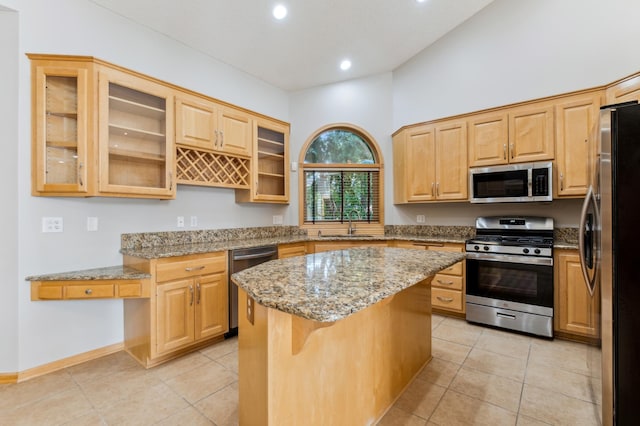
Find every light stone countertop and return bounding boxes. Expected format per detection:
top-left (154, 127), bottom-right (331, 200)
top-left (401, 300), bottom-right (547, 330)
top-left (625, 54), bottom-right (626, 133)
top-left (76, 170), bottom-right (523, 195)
top-left (231, 246), bottom-right (465, 322)
top-left (26, 265), bottom-right (151, 282)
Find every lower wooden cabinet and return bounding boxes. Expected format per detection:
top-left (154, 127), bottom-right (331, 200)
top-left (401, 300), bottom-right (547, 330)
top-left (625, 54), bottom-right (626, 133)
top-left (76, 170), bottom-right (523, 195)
top-left (123, 251), bottom-right (229, 367)
top-left (278, 242), bottom-right (308, 259)
top-left (312, 240), bottom-right (387, 253)
top-left (394, 241), bottom-right (466, 315)
top-left (554, 249), bottom-right (600, 339)
top-left (31, 279), bottom-right (149, 300)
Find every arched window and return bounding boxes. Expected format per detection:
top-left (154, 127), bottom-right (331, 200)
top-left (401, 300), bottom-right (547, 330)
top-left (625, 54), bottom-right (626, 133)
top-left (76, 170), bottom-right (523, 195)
top-left (299, 124), bottom-right (384, 235)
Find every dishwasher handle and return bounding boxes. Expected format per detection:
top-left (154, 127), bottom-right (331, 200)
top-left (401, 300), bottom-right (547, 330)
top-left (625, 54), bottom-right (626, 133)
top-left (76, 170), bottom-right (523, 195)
top-left (233, 250), bottom-right (277, 261)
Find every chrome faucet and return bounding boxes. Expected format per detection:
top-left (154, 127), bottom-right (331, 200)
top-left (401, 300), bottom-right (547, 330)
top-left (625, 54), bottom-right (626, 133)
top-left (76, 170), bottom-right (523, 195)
top-left (347, 209), bottom-right (360, 235)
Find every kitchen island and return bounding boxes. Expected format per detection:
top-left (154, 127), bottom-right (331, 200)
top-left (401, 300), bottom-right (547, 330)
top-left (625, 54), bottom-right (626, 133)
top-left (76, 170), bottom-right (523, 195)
top-left (231, 247), bottom-right (465, 425)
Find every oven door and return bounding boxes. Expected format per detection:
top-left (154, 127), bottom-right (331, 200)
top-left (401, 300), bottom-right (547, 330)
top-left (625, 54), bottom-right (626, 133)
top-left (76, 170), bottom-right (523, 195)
top-left (466, 252), bottom-right (554, 310)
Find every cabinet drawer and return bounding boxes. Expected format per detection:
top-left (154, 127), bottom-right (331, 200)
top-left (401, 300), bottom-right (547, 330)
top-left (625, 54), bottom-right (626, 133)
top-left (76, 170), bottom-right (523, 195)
top-left (116, 282), bottom-right (142, 297)
top-left (432, 274), bottom-right (463, 290)
top-left (431, 288), bottom-right (463, 311)
top-left (440, 261), bottom-right (463, 276)
top-left (156, 253), bottom-right (226, 283)
top-left (65, 283), bottom-right (114, 299)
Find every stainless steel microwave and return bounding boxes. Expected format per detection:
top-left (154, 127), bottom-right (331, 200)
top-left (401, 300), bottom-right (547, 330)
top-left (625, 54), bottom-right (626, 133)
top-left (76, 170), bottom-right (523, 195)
top-left (469, 162), bottom-right (553, 203)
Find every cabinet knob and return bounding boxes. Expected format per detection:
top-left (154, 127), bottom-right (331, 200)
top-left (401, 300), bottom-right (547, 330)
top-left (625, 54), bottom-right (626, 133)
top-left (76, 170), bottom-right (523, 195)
top-left (85, 288), bottom-right (92, 295)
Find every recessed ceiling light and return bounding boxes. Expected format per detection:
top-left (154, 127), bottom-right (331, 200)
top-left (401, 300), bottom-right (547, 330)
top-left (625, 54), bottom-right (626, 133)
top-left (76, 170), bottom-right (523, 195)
top-left (273, 4), bottom-right (288, 20)
top-left (416, 0), bottom-right (427, 3)
top-left (340, 59), bottom-right (352, 71)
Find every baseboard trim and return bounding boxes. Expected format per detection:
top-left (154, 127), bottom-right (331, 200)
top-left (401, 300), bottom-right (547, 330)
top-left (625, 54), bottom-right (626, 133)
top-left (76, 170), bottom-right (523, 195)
top-left (0, 373), bottom-right (18, 384)
top-left (16, 342), bottom-right (124, 383)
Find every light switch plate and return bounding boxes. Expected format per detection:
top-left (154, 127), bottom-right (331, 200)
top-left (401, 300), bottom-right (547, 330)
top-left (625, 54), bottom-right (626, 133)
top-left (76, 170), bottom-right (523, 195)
top-left (42, 217), bottom-right (63, 233)
top-left (273, 215), bottom-right (283, 225)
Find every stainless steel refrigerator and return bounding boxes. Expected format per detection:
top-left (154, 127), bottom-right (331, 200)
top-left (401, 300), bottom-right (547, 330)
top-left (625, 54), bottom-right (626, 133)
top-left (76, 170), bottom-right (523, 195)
top-left (580, 101), bottom-right (640, 426)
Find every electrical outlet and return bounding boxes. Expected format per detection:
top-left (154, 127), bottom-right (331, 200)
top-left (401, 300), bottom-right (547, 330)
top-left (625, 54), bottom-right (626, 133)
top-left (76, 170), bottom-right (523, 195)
top-left (190, 216), bottom-right (198, 227)
top-left (87, 217), bottom-right (98, 231)
top-left (416, 214), bottom-right (426, 223)
top-left (273, 215), bottom-right (283, 225)
top-left (177, 216), bottom-right (185, 228)
top-left (42, 217), bottom-right (63, 233)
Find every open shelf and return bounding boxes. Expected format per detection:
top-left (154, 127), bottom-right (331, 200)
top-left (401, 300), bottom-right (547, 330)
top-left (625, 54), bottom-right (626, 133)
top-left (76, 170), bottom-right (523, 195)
top-left (109, 147), bottom-right (166, 164)
top-left (258, 150), bottom-right (284, 160)
top-left (109, 95), bottom-right (166, 120)
top-left (258, 171), bottom-right (285, 178)
top-left (46, 140), bottom-right (78, 149)
top-left (109, 123), bottom-right (165, 142)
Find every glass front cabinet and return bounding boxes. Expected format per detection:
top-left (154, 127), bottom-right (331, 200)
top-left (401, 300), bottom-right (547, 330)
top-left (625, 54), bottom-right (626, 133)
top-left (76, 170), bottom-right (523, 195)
top-left (29, 54), bottom-right (176, 199)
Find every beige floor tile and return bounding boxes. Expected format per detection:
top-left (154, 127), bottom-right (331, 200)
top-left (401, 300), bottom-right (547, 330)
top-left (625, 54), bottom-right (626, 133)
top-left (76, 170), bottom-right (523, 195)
top-left (194, 382), bottom-right (239, 426)
top-left (449, 366), bottom-right (522, 413)
top-left (165, 360), bottom-right (237, 404)
top-left (215, 351), bottom-right (238, 374)
top-left (1, 386), bottom-right (94, 426)
top-left (429, 390), bottom-right (517, 426)
top-left (200, 337), bottom-right (238, 361)
top-left (519, 384), bottom-right (601, 426)
top-left (156, 406), bottom-right (215, 425)
top-left (60, 412), bottom-right (107, 426)
top-left (463, 347), bottom-right (527, 382)
top-left (525, 361), bottom-right (601, 403)
top-left (516, 414), bottom-right (552, 425)
top-left (431, 314), bottom-right (446, 330)
top-left (0, 369), bottom-right (78, 412)
top-left (377, 406), bottom-right (428, 426)
top-left (78, 367), bottom-right (164, 410)
top-left (432, 323), bottom-right (482, 347)
top-left (416, 357), bottom-right (460, 387)
top-left (431, 337), bottom-right (472, 365)
top-left (529, 338), bottom-right (597, 377)
top-left (393, 378), bottom-right (446, 420)
top-left (99, 382), bottom-right (189, 425)
top-left (441, 317), bottom-right (484, 333)
top-left (474, 332), bottom-right (531, 360)
top-left (149, 350), bottom-right (213, 381)
top-left (66, 351), bottom-right (141, 384)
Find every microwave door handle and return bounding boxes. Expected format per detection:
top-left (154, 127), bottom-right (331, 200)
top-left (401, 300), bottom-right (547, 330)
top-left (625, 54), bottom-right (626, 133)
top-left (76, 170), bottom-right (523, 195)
top-left (578, 185), bottom-right (598, 296)
top-left (527, 168), bottom-right (533, 197)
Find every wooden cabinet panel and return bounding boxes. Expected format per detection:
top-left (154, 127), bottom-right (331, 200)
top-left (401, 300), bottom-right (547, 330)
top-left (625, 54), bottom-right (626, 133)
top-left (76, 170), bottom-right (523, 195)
top-left (508, 103), bottom-right (555, 163)
top-left (218, 108), bottom-right (252, 157)
top-left (468, 113), bottom-right (509, 167)
top-left (195, 273), bottom-right (228, 340)
top-left (175, 95), bottom-right (216, 151)
top-left (435, 121), bottom-right (468, 200)
top-left (554, 93), bottom-right (601, 198)
top-left (278, 243), bottom-right (307, 259)
top-left (432, 274), bottom-right (463, 291)
top-left (606, 74), bottom-right (640, 104)
top-left (432, 288), bottom-right (463, 311)
top-left (31, 279), bottom-right (149, 301)
top-left (554, 249), bottom-right (600, 338)
top-left (407, 126), bottom-right (436, 202)
top-left (66, 283), bottom-right (114, 299)
top-left (156, 253), bottom-right (226, 283)
top-left (156, 279), bottom-right (195, 354)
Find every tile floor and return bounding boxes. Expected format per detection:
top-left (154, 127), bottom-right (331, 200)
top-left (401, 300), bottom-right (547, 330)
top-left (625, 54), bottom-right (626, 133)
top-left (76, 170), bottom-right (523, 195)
top-left (0, 315), bottom-right (602, 425)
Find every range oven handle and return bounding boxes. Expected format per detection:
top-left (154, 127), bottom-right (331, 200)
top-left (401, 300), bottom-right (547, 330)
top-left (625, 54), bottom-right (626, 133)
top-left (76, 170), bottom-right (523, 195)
top-left (578, 185), bottom-right (599, 297)
top-left (466, 252), bottom-right (553, 267)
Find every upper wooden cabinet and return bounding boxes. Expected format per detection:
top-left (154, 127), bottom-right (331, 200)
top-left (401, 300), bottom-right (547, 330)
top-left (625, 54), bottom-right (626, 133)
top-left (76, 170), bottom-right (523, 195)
top-left (30, 54), bottom-right (176, 199)
top-left (31, 60), bottom-right (92, 196)
top-left (554, 91), bottom-right (602, 198)
top-left (175, 93), bottom-right (252, 158)
top-left (468, 102), bottom-right (555, 167)
top-left (606, 74), bottom-right (640, 105)
top-left (393, 120), bottom-right (467, 203)
top-left (236, 117), bottom-right (290, 203)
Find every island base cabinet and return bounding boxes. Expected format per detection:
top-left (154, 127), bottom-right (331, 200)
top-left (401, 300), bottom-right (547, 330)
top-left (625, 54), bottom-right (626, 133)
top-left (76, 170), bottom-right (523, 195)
top-left (238, 278), bottom-right (433, 426)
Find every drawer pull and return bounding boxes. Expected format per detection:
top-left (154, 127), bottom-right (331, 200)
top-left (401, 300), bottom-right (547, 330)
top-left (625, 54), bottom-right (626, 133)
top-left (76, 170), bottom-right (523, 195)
top-left (436, 296), bottom-right (454, 303)
top-left (85, 288), bottom-right (92, 295)
top-left (497, 312), bottom-right (516, 320)
top-left (185, 266), bottom-right (206, 272)
top-left (436, 279), bottom-right (454, 286)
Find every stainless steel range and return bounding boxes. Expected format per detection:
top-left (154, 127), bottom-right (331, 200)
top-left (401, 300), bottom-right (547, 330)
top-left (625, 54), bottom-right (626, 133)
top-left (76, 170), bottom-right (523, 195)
top-left (465, 216), bottom-right (554, 337)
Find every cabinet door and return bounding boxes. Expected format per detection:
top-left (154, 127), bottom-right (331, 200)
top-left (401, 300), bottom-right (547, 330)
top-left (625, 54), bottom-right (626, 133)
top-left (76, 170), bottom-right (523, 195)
top-left (554, 93), bottom-right (600, 197)
top-left (278, 243), bottom-right (307, 259)
top-left (508, 103), bottom-right (555, 163)
top-left (194, 273), bottom-right (228, 341)
top-left (97, 66), bottom-right (175, 198)
top-left (405, 126), bottom-right (436, 202)
top-left (468, 112), bottom-right (509, 167)
top-left (175, 95), bottom-right (217, 151)
top-left (217, 107), bottom-right (252, 157)
top-left (554, 250), bottom-right (600, 338)
top-left (32, 63), bottom-right (90, 195)
top-left (435, 121), bottom-right (467, 200)
top-left (156, 279), bottom-right (195, 354)
top-left (606, 74), bottom-right (640, 104)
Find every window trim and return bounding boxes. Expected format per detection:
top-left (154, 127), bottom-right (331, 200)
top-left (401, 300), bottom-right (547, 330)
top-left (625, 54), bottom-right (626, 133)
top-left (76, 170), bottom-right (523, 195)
top-left (298, 123), bottom-right (385, 236)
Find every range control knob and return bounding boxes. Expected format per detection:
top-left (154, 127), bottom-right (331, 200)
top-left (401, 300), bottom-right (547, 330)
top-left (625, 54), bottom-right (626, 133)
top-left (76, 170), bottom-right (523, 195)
top-left (523, 248), bottom-right (530, 254)
top-left (483, 246), bottom-right (490, 251)
top-left (534, 248), bottom-right (541, 255)
top-left (474, 245), bottom-right (480, 251)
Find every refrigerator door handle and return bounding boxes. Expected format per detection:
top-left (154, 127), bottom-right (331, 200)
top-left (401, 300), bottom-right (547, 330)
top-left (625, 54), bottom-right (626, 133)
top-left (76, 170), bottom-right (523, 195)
top-left (578, 185), bottom-right (599, 296)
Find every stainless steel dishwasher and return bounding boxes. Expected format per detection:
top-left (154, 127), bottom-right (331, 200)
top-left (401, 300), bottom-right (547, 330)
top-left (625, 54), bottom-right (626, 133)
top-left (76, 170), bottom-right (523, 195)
top-left (227, 245), bottom-right (278, 336)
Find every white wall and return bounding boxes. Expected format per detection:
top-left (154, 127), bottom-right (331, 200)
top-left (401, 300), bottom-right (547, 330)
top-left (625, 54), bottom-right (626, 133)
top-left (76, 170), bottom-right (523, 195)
top-left (8, 0), bottom-right (290, 372)
top-left (288, 73), bottom-right (394, 226)
top-left (0, 7), bottom-right (19, 373)
top-left (389, 0), bottom-right (640, 227)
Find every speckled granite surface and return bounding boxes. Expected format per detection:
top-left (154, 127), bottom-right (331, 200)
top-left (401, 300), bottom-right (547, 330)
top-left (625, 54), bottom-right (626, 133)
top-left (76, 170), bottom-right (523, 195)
top-left (26, 266), bottom-right (151, 282)
top-left (384, 225), bottom-right (475, 242)
top-left (231, 247), bottom-right (465, 322)
top-left (554, 228), bottom-right (579, 249)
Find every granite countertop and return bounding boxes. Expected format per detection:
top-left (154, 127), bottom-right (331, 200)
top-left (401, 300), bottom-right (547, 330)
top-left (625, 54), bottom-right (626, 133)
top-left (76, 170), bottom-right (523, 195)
top-left (26, 266), bottom-right (151, 282)
top-left (231, 247), bottom-right (466, 323)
